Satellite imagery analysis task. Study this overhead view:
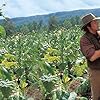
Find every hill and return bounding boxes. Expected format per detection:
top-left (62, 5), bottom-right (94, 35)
top-left (1, 8), bottom-right (100, 25)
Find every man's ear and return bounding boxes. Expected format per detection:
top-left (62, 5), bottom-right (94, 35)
top-left (87, 26), bottom-right (90, 30)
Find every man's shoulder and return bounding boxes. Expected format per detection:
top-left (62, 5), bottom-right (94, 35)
top-left (80, 33), bottom-right (87, 41)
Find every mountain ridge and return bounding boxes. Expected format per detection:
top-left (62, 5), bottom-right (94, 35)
top-left (1, 8), bottom-right (100, 25)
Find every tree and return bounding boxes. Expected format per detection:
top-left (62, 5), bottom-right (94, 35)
top-left (27, 20), bottom-right (43, 32)
top-left (63, 19), bottom-right (72, 29)
top-left (48, 16), bottom-right (59, 31)
top-left (70, 16), bottom-right (80, 26)
top-left (19, 24), bottom-right (30, 34)
top-left (2, 17), bottom-right (16, 36)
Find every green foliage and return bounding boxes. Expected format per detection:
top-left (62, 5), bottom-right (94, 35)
top-left (0, 25), bottom-right (6, 37)
top-left (71, 60), bottom-right (87, 77)
top-left (0, 80), bottom-right (14, 98)
top-left (63, 19), bottom-right (72, 29)
top-left (0, 17), bottom-right (90, 99)
top-left (2, 18), bottom-right (16, 36)
top-left (75, 78), bottom-right (90, 96)
top-left (77, 97), bottom-right (88, 100)
top-left (52, 90), bottom-right (70, 100)
top-left (48, 16), bottom-right (59, 31)
top-left (40, 74), bottom-right (58, 93)
top-left (68, 92), bottom-right (77, 100)
top-left (19, 25), bottom-right (30, 34)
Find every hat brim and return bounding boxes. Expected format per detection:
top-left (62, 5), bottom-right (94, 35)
top-left (81, 17), bottom-right (100, 30)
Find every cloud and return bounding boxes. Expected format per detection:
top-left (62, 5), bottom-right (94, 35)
top-left (34, 0), bottom-right (65, 11)
top-left (1, 0), bottom-right (46, 18)
top-left (0, 0), bottom-right (100, 18)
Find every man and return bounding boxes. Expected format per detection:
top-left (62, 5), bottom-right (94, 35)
top-left (80, 13), bottom-right (100, 100)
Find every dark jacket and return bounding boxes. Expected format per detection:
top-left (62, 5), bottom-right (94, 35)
top-left (80, 32), bottom-right (100, 69)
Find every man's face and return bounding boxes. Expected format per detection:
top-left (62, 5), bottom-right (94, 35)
top-left (90, 20), bottom-right (98, 31)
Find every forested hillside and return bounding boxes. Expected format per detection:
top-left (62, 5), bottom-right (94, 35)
top-left (0, 8), bottom-right (100, 25)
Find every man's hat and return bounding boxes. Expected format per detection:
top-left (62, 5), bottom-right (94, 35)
top-left (81, 13), bottom-right (100, 30)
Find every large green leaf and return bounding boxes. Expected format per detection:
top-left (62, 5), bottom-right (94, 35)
top-left (0, 67), bottom-right (12, 80)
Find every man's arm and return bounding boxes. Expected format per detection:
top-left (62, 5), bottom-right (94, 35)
top-left (90, 50), bottom-right (100, 61)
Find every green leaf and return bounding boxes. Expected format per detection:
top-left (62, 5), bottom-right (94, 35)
top-left (76, 97), bottom-right (88, 100)
top-left (0, 25), bottom-right (6, 38)
top-left (0, 80), bottom-right (14, 98)
top-left (75, 79), bottom-right (90, 94)
top-left (68, 92), bottom-right (77, 100)
top-left (1, 67), bottom-right (12, 80)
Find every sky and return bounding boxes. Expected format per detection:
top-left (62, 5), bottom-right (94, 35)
top-left (0, 0), bottom-right (100, 18)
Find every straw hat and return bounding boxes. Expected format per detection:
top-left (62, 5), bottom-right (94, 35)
top-left (81, 13), bottom-right (100, 30)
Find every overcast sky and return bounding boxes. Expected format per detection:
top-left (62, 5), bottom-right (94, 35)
top-left (0, 0), bottom-right (100, 18)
